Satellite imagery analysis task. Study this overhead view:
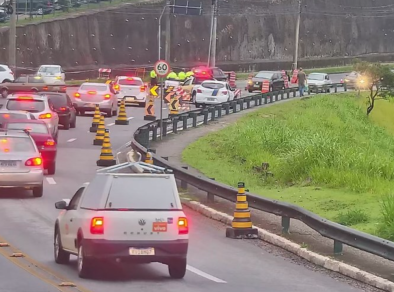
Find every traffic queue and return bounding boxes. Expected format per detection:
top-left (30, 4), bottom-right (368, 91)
top-left (0, 64), bottom-right (73, 198)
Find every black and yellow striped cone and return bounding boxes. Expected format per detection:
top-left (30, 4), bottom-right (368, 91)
top-left (115, 99), bottom-right (129, 125)
top-left (93, 115), bottom-right (105, 146)
top-left (145, 150), bottom-right (153, 164)
top-left (97, 129), bottom-right (116, 167)
top-left (226, 182), bottom-right (258, 239)
top-left (89, 104), bottom-right (101, 132)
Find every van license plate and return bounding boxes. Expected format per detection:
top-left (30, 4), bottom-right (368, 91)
top-left (129, 248), bottom-right (155, 256)
top-left (53, 86), bottom-right (60, 91)
top-left (126, 97), bottom-right (136, 101)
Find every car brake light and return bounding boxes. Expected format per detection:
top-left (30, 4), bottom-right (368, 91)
top-left (2, 114), bottom-right (10, 118)
top-left (88, 91), bottom-right (97, 95)
top-left (25, 157), bottom-right (42, 166)
top-left (140, 85), bottom-right (146, 92)
top-left (178, 217), bottom-right (188, 235)
top-left (61, 86), bottom-right (67, 92)
top-left (127, 77), bottom-right (134, 81)
top-left (104, 94), bottom-right (111, 99)
top-left (42, 86), bottom-right (48, 91)
top-left (59, 107), bottom-right (67, 111)
top-left (44, 139), bottom-right (55, 146)
top-left (74, 92), bottom-right (81, 98)
top-left (222, 91), bottom-right (228, 94)
top-left (113, 84), bottom-right (120, 91)
top-left (17, 96), bottom-right (33, 100)
top-left (39, 113), bottom-right (52, 119)
top-left (10, 71), bottom-right (14, 75)
top-left (197, 89), bottom-right (202, 93)
top-left (90, 217), bottom-right (104, 234)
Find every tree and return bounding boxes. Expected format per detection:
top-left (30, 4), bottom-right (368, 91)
top-left (353, 61), bottom-right (394, 115)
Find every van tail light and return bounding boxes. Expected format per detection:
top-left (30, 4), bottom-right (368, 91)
top-left (88, 91), bottom-right (97, 95)
top-left (74, 92), bottom-right (81, 99)
top-left (59, 107), bottom-right (67, 111)
top-left (140, 85), bottom-right (146, 92)
top-left (90, 217), bottom-right (104, 234)
top-left (178, 217), bottom-right (188, 235)
top-left (44, 139), bottom-right (56, 146)
top-left (222, 91), bottom-right (228, 95)
top-left (42, 86), bottom-right (48, 91)
top-left (197, 89), bottom-right (202, 93)
top-left (104, 94), bottom-right (111, 99)
top-left (25, 157), bottom-right (42, 166)
top-left (39, 113), bottom-right (52, 119)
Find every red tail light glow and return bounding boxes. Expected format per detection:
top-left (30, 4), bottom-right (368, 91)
top-left (74, 93), bottom-right (81, 98)
top-left (59, 107), bottom-right (67, 111)
top-left (2, 114), bottom-right (10, 118)
top-left (61, 86), bottom-right (67, 92)
top-left (140, 85), bottom-right (146, 92)
top-left (17, 96), bottom-right (33, 100)
top-left (44, 139), bottom-right (55, 146)
top-left (25, 157), bottom-right (42, 166)
top-left (10, 71), bottom-right (14, 76)
top-left (90, 217), bottom-right (104, 234)
top-left (104, 94), bottom-right (111, 99)
top-left (42, 86), bottom-right (48, 91)
top-left (178, 217), bottom-right (188, 235)
top-left (127, 77), bottom-right (134, 81)
top-left (88, 91), bottom-right (97, 95)
top-left (197, 89), bottom-right (202, 93)
top-left (39, 113), bottom-right (52, 119)
top-left (113, 84), bottom-right (120, 91)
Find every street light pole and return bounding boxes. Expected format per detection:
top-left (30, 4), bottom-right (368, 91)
top-left (207, 1), bottom-right (214, 67)
top-left (8, 0), bottom-right (17, 74)
top-left (158, 6), bottom-right (167, 60)
top-left (292, 0), bottom-right (301, 71)
top-left (210, 0), bottom-right (218, 67)
top-left (164, 0), bottom-right (171, 62)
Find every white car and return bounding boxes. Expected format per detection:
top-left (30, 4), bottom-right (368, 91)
top-left (194, 80), bottom-right (237, 107)
top-left (113, 76), bottom-right (147, 107)
top-left (164, 79), bottom-right (181, 90)
top-left (0, 64), bottom-right (14, 83)
top-left (53, 162), bottom-right (189, 279)
top-left (307, 73), bottom-right (333, 92)
top-left (4, 93), bottom-right (60, 141)
top-left (36, 65), bottom-right (65, 84)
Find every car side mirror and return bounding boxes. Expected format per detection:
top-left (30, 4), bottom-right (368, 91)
top-left (55, 199), bottom-right (70, 210)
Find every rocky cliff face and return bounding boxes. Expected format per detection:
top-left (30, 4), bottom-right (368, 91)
top-left (0, 0), bottom-right (393, 71)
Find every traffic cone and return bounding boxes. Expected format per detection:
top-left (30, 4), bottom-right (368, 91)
top-left (145, 149), bottom-right (153, 164)
top-left (115, 99), bottom-right (129, 125)
top-left (89, 104), bottom-right (101, 132)
top-left (93, 115), bottom-right (105, 146)
top-left (97, 129), bottom-right (116, 167)
top-left (226, 182), bottom-right (258, 239)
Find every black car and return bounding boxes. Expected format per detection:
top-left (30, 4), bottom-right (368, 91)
top-left (247, 71), bottom-right (285, 92)
top-left (0, 9), bottom-right (7, 23)
top-left (42, 92), bottom-right (76, 130)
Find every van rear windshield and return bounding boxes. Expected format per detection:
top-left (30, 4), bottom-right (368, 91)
top-left (105, 176), bottom-right (179, 210)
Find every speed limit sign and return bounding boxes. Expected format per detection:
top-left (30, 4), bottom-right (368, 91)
top-left (154, 60), bottom-right (170, 77)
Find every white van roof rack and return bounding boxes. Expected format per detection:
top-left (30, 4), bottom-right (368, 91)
top-left (97, 161), bottom-right (172, 174)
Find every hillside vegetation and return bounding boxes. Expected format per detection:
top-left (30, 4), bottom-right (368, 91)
top-left (182, 93), bottom-right (394, 238)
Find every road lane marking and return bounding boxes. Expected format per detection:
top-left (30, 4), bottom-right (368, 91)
top-left (107, 123), bottom-right (115, 127)
top-left (45, 178), bottom-right (56, 185)
top-left (127, 117), bottom-right (134, 121)
top-left (187, 265), bottom-right (227, 283)
top-left (66, 138), bottom-right (77, 143)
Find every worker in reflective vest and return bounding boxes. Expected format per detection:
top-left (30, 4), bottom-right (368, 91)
top-left (150, 70), bottom-right (157, 86)
top-left (167, 71), bottom-right (177, 80)
top-left (178, 69), bottom-right (186, 81)
top-left (185, 71), bottom-right (194, 78)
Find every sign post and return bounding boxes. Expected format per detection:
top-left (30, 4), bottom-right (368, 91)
top-left (154, 60), bottom-right (171, 140)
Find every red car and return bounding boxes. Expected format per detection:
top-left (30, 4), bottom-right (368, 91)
top-left (2, 119), bottom-right (57, 175)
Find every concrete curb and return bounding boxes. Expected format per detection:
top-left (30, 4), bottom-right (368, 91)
top-left (181, 199), bottom-right (394, 292)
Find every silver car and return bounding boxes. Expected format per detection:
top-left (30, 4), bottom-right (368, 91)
top-left (73, 83), bottom-right (118, 117)
top-left (0, 129), bottom-right (44, 197)
top-left (306, 73), bottom-right (333, 93)
top-left (4, 93), bottom-right (59, 142)
top-left (0, 110), bottom-right (36, 126)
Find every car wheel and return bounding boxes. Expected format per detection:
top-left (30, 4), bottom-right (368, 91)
top-left (2, 79), bottom-right (11, 83)
top-left (47, 162), bottom-right (56, 175)
top-left (54, 227), bottom-right (70, 264)
top-left (112, 109), bottom-right (117, 116)
top-left (78, 110), bottom-right (85, 116)
top-left (327, 89), bottom-right (330, 93)
top-left (70, 117), bottom-right (76, 128)
top-left (168, 258), bottom-right (187, 279)
top-left (33, 184), bottom-right (43, 197)
top-left (106, 109), bottom-right (112, 117)
top-left (77, 241), bottom-right (94, 279)
top-left (63, 118), bottom-right (70, 130)
top-left (139, 102), bottom-right (146, 108)
top-left (195, 103), bottom-right (201, 108)
top-left (1, 88), bottom-right (8, 98)
top-left (191, 92), bottom-right (196, 103)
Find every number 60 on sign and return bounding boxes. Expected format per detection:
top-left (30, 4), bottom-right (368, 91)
top-left (154, 60), bottom-right (170, 77)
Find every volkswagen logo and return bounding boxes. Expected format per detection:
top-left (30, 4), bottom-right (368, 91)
top-left (138, 219), bottom-right (146, 226)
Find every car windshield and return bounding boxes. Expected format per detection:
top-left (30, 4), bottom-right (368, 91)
top-left (202, 82), bottom-right (225, 89)
top-left (6, 99), bottom-right (45, 113)
top-left (0, 137), bottom-right (35, 153)
top-left (38, 67), bottom-right (60, 74)
top-left (105, 176), bottom-right (179, 210)
top-left (80, 84), bottom-right (107, 92)
top-left (0, 113), bottom-right (29, 125)
top-left (47, 94), bottom-right (67, 108)
top-left (255, 72), bottom-right (274, 79)
top-left (308, 74), bottom-right (325, 80)
top-left (5, 123), bottom-right (48, 134)
top-left (118, 79), bottom-right (143, 86)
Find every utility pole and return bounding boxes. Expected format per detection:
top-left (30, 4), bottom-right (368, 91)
top-left (8, 0), bottom-right (17, 74)
top-left (292, 0), bottom-right (301, 71)
top-left (164, 0), bottom-right (171, 63)
top-left (210, 0), bottom-right (218, 67)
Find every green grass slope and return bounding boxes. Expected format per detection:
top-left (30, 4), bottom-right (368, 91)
top-left (182, 93), bottom-right (394, 237)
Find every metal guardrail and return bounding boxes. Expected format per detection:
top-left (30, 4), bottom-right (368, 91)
top-left (130, 83), bottom-right (394, 261)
